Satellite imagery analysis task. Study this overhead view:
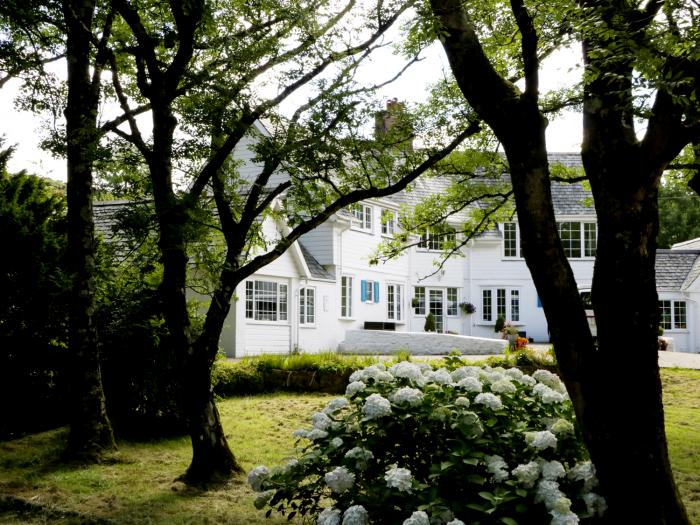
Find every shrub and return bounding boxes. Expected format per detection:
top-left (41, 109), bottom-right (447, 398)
top-left (212, 359), bottom-right (265, 397)
top-left (249, 362), bottom-right (605, 525)
top-left (494, 316), bottom-right (506, 333)
top-left (424, 313), bottom-right (436, 332)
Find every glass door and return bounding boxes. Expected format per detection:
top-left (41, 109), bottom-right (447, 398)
top-left (429, 289), bottom-right (445, 333)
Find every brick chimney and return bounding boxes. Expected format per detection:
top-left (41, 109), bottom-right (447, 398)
top-left (374, 98), bottom-right (414, 151)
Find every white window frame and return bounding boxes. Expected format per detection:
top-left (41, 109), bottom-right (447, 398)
top-left (299, 287), bottom-right (316, 326)
top-left (245, 279), bottom-right (289, 323)
top-left (341, 275), bottom-right (354, 318)
top-left (659, 299), bottom-right (687, 330)
top-left (387, 283), bottom-right (404, 321)
top-left (365, 280), bottom-right (374, 303)
top-left (447, 288), bottom-right (458, 316)
top-left (413, 286), bottom-right (426, 315)
top-left (418, 226), bottom-right (456, 251)
top-left (480, 287), bottom-right (521, 325)
top-left (381, 209), bottom-right (396, 236)
top-left (350, 203), bottom-right (373, 232)
top-left (557, 221), bottom-right (597, 259)
top-left (502, 222), bottom-right (522, 258)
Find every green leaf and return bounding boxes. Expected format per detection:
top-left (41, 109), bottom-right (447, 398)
top-left (500, 518), bottom-right (519, 525)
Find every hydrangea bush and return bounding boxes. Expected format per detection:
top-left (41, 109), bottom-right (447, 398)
top-left (248, 360), bottom-right (606, 525)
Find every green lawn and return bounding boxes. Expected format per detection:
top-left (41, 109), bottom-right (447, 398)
top-left (0, 369), bottom-right (698, 524)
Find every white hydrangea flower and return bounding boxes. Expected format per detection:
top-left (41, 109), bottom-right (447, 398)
top-left (293, 429), bottom-right (309, 439)
top-left (505, 368), bottom-right (524, 380)
top-left (490, 379), bottom-right (517, 394)
top-left (533, 383), bottom-right (565, 404)
top-left (550, 510), bottom-right (579, 525)
top-left (385, 466), bottom-right (413, 492)
top-left (307, 428), bottom-right (329, 441)
top-left (349, 370), bottom-right (364, 382)
top-left (389, 362), bottom-right (423, 381)
top-left (454, 396), bottom-right (470, 407)
top-left (402, 511), bottom-right (430, 525)
top-left (283, 459), bottom-right (298, 473)
top-left (541, 460), bottom-right (566, 480)
top-left (324, 397), bottom-right (350, 414)
top-left (551, 496), bottom-right (573, 514)
top-left (485, 455), bottom-right (509, 482)
top-left (568, 461), bottom-right (598, 492)
top-left (446, 520), bottom-right (466, 525)
top-left (550, 418), bottom-right (575, 436)
top-left (535, 479), bottom-right (565, 510)
top-left (357, 365), bottom-right (394, 384)
top-left (362, 393), bottom-right (392, 419)
top-left (533, 369), bottom-right (566, 393)
top-left (344, 447), bottom-right (374, 470)
top-left (451, 366), bottom-right (482, 382)
top-left (346, 381), bottom-right (366, 396)
top-left (474, 392), bottom-right (503, 410)
top-left (457, 376), bottom-right (483, 393)
top-left (342, 505), bottom-right (369, 525)
top-left (425, 368), bottom-right (453, 385)
top-left (390, 387), bottom-right (424, 406)
top-left (317, 508), bottom-right (341, 525)
top-left (312, 411), bottom-right (333, 430)
top-left (416, 362), bottom-right (432, 372)
top-left (375, 363), bottom-right (387, 371)
top-left (330, 437), bottom-right (344, 449)
top-left (526, 430), bottom-right (557, 450)
top-left (512, 461), bottom-right (540, 488)
top-left (253, 489), bottom-right (275, 509)
top-left (247, 465), bottom-right (270, 492)
top-left (517, 374), bottom-right (537, 387)
top-left (582, 492), bottom-right (607, 517)
top-left (324, 466), bottom-right (355, 493)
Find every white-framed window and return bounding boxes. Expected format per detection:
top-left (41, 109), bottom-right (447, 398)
top-left (414, 286), bottom-right (426, 315)
top-left (503, 222), bottom-right (523, 258)
top-left (350, 203), bottom-right (373, 231)
top-left (341, 276), bottom-right (353, 318)
top-left (387, 283), bottom-right (404, 321)
top-left (381, 209), bottom-right (396, 235)
top-left (659, 300), bottom-right (687, 330)
top-left (245, 280), bottom-right (288, 322)
top-left (481, 287), bottom-right (520, 323)
top-left (557, 222), bottom-right (597, 258)
top-left (418, 225), bottom-right (456, 251)
top-left (447, 288), bottom-right (458, 316)
top-left (361, 279), bottom-right (379, 303)
top-left (299, 287), bottom-right (315, 325)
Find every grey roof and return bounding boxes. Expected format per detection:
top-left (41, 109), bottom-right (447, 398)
top-left (655, 250), bottom-right (700, 291)
top-left (298, 242), bottom-right (335, 280)
top-left (93, 200), bottom-right (139, 256)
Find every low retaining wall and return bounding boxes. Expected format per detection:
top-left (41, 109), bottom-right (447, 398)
top-left (338, 330), bottom-right (507, 355)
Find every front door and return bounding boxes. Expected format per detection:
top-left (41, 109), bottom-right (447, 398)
top-left (429, 289), bottom-right (445, 333)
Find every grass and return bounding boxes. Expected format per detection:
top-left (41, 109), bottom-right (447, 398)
top-left (0, 369), bottom-right (698, 524)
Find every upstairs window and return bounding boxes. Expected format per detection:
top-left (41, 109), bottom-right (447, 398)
top-left (350, 203), bottom-right (373, 231)
top-left (503, 222), bottom-right (523, 258)
top-left (418, 225), bottom-right (456, 251)
top-left (557, 222), bottom-right (597, 258)
top-left (245, 280), bottom-right (288, 322)
top-left (381, 209), bottom-right (396, 235)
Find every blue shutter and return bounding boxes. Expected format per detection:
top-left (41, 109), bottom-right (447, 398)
top-left (361, 280), bottom-right (367, 302)
top-left (374, 281), bottom-right (380, 303)
top-left (536, 296), bottom-right (542, 308)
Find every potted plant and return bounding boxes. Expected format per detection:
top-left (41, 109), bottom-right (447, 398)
top-left (459, 302), bottom-right (476, 314)
top-left (494, 316), bottom-right (506, 333)
top-left (501, 321), bottom-right (519, 348)
top-left (424, 312), bottom-right (436, 332)
top-left (411, 297), bottom-right (420, 308)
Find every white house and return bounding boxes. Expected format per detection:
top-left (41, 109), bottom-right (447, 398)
top-left (93, 132), bottom-right (700, 355)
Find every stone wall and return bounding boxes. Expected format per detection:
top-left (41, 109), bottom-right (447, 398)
top-left (338, 330), bottom-right (507, 355)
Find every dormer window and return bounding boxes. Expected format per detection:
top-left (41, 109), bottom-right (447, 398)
top-left (381, 209), bottom-right (396, 235)
top-left (418, 225), bottom-right (455, 251)
top-left (350, 203), bottom-right (372, 231)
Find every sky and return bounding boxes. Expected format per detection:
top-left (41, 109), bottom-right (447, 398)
top-left (0, 27), bottom-right (585, 182)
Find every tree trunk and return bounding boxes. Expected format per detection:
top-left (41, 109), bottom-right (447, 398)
top-left (148, 107), bottom-right (240, 484)
top-left (63, 0), bottom-right (115, 460)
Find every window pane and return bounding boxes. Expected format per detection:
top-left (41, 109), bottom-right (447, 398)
top-left (482, 289), bottom-right (492, 322)
top-left (414, 286), bottom-right (425, 315)
top-left (659, 300), bottom-right (671, 330)
top-left (246, 281), bottom-right (254, 319)
top-left (447, 288), bottom-right (458, 316)
top-left (497, 289), bottom-right (506, 319)
top-left (504, 223), bottom-right (517, 257)
top-left (584, 223), bottom-right (597, 257)
top-left (255, 281), bottom-right (278, 321)
top-left (674, 301), bottom-right (686, 329)
top-left (364, 205), bottom-right (372, 230)
top-left (279, 284), bottom-right (287, 321)
top-left (381, 210), bottom-right (395, 235)
top-left (299, 288), bottom-right (306, 324)
top-left (429, 289), bottom-right (444, 332)
top-left (306, 288), bottom-right (314, 324)
top-left (387, 285), bottom-right (395, 320)
top-left (511, 290), bottom-right (520, 322)
top-left (341, 276), bottom-right (353, 317)
top-left (396, 285), bottom-right (402, 321)
top-left (558, 222), bottom-right (581, 258)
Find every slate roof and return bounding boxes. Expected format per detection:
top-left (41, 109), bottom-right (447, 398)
top-left (655, 250), bottom-right (700, 291)
top-left (93, 200), bottom-right (138, 256)
top-left (298, 242), bottom-right (335, 280)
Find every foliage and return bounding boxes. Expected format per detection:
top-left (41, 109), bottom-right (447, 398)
top-left (251, 352), bottom-right (378, 374)
top-left (424, 312), bottom-right (437, 332)
top-left (494, 316), bottom-right (506, 333)
top-left (459, 302), bottom-right (476, 314)
top-left (250, 362), bottom-right (605, 525)
top-left (0, 153), bottom-right (70, 439)
top-left (501, 322), bottom-right (519, 337)
top-left (658, 167), bottom-right (700, 248)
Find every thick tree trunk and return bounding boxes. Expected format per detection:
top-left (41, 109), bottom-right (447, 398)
top-left (149, 108), bottom-right (240, 484)
top-left (63, 0), bottom-right (115, 460)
